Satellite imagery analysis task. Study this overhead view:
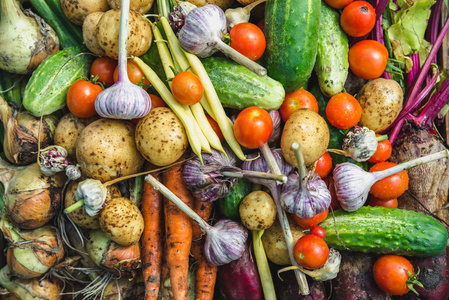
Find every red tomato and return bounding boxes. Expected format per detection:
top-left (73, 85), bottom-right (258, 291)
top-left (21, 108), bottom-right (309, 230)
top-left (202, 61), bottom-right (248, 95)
top-left (373, 255), bottom-right (418, 295)
top-left (206, 114), bottom-right (225, 142)
top-left (292, 209), bottom-right (329, 228)
top-left (368, 196), bottom-right (398, 208)
top-left (149, 94), bottom-right (166, 108)
top-left (368, 135), bottom-right (392, 163)
top-left (325, 92), bottom-right (362, 129)
top-left (90, 56), bottom-right (118, 86)
top-left (340, 1), bottom-right (376, 37)
top-left (369, 162), bottom-right (409, 199)
top-left (171, 72), bottom-right (203, 105)
top-left (233, 107), bottom-right (273, 149)
top-left (325, 176), bottom-right (341, 210)
top-left (67, 80), bottom-right (102, 118)
top-left (293, 234), bottom-right (329, 269)
top-left (349, 40), bottom-right (389, 80)
top-left (279, 89), bottom-right (319, 122)
top-left (314, 152), bottom-right (333, 179)
top-left (310, 226), bottom-right (326, 239)
top-left (113, 60), bottom-right (151, 88)
top-left (230, 22), bottom-right (266, 61)
top-left (324, 0), bottom-right (354, 9)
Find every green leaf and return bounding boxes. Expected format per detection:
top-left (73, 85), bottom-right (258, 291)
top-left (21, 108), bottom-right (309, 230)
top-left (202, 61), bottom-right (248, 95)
top-left (387, 0), bottom-right (436, 65)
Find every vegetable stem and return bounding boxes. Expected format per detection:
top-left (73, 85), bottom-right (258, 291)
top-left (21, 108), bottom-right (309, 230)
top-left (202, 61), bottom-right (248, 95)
top-left (214, 39), bottom-right (267, 77)
top-left (117, 0), bottom-right (131, 84)
top-left (64, 199), bottom-right (84, 214)
top-left (291, 142), bottom-right (308, 188)
top-left (221, 170), bottom-right (287, 183)
top-left (252, 230), bottom-right (277, 300)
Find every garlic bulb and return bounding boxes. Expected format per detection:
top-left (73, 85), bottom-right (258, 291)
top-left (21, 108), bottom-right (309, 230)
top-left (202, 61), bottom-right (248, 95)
top-left (72, 179), bottom-right (108, 216)
top-left (329, 126), bottom-right (378, 162)
top-left (225, 0), bottom-right (267, 28)
top-left (39, 146), bottom-right (69, 176)
top-left (65, 164), bottom-right (82, 181)
top-left (204, 219), bottom-right (248, 266)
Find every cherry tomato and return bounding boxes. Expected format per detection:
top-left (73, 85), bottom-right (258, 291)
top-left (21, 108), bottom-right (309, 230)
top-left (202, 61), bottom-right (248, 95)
top-left (369, 162), bottom-right (409, 199)
top-left (314, 152), bottom-right (332, 179)
top-left (368, 196), bottom-right (398, 208)
top-left (324, 0), bottom-right (354, 9)
top-left (340, 1), bottom-right (376, 37)
top-left (90, 57), bottom-right (118, 86)
top-left (279, 89), bottom-right (319, 122)
top-left (292, 209), bottom-right (329, 228)
top-left (206, 114), bottom-right (225, 142)
top-left (325, 92), bottom-right (362, 129)
top-left (310, 226), bottom-right (326, 239)
top-left (67, 80), bottom-right (102, 118)
top-left (293, 234), bottom-right (329, 269)
top-left (171, 72), bottom-right (204, 105)
top-left (233, 107), bottom-right (273, 149)
top-left (230, 22), bottom-right (266, 61)
top-left (113, 60), bottom-right (151, 88)
top-left (349, 40), bottom-right (389, 80)
top-left (368, 135), bottom-right (392, 163)
top-left (373, 255), bottom-right (418, 295)
top-left (149, 94), bottom-right (166, 108)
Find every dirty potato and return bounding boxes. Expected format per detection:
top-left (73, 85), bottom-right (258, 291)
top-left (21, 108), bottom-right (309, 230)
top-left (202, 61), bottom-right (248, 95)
top-left (99, 197), bottom-right (144, 246)
top-left (239, 191), bottom-right (276, 231)
top-left (76, 119), bottom-right (144, 182)
top-left (135, 107), bottom-right (188, 166)
top-left (83, 12), bottom-right (106, 56)
top-left (61, 0), bottom-right (109, 26)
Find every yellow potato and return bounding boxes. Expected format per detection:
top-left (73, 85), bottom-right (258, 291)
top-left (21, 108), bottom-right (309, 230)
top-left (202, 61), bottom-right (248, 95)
top-left (61, 0), bottom-right (109, 26)
top-left (239, 191), bottom-right (276, 230)
top-left (135, 107), bottom-right (188, 166)
top-left (281, 108), bottom-right (329, 167)
top-left (185, 0), bottom-right (235, 10)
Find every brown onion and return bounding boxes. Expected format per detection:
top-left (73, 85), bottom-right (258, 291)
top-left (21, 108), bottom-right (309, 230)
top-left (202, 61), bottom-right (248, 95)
top-left (0, 159), bottom-right (66, 229)
top-left (1, 218), bottom-right (65, 279)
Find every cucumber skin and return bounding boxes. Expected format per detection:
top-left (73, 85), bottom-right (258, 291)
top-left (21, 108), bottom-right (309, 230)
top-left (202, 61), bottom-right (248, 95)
top-left (217, 178), bottom-right (252, 221)
top-left (314, 2), bottom-right (349, 97)
top-left (201, 57), bottom-right (285, 110)
top-left (264, 0), bottom-right (321, 93)
top-left (23, 46), bottom-right (93, 117)
top-left (320, 206), bottom-right (448, 257)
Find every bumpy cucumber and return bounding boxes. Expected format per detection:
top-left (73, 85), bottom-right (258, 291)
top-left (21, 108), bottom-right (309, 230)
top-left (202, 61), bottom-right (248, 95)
top-left (320, 206), bottom-right (448, 257)
top-left (201, 57), bottom-right (285, 110)
top-left (23, 45), bottom-right (93, 116)
top-left (264, 0), bottom-right (321, 92)
top-left (217, 178), bottom-right (252, 220)
top-left (314, 2), bottom-right (349, 97)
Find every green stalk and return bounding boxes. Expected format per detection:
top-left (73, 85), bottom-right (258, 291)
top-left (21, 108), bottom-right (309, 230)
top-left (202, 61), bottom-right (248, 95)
top-left (252, 230), bottom-right (277, 300)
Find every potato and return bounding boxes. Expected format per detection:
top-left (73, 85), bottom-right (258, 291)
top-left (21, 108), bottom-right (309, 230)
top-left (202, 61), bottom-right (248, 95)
top-left (239, 191), bottom-right (276, 230)
top-left (83, 12), bottom-right (106, 56)
top-left (96, 9), bottom-right (152, 60)
top-left (61, 0), bottom-right (110, 26)
top-left (99, 197), bottom-right (144, 246)
top-left (64, 181), bottom-right (121, 230)
top-left (76, 119), bottom-right (145, 182)
top-left (356, 78), bottom-right (403, 133)
top-left (54, 113), bottom-right (98, 161)
top-left (261, 216), bottom-right (306, 265)
top-left (135, 107), bottom-right (188, 166)
top-left (107, 0), bottom-right (154, 14)
top-left (185, 0), bottom-right (235, 10)
top-left (281, 109), bottom-right (329, 167)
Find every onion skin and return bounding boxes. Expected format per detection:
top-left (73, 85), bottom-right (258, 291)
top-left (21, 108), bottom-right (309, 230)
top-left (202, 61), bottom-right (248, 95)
top-left (3, 163), bottom-right (66, 229)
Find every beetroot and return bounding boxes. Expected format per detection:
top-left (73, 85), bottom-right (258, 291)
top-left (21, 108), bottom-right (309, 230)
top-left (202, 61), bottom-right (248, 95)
top-left (218, 242), bottom-right (263, 300)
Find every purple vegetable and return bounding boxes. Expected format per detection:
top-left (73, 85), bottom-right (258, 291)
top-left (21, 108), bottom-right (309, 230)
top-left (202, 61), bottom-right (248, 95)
top-left (218, 242), bottom-right (263, 300)
top-left (273, 269), bottom-right (327, 300)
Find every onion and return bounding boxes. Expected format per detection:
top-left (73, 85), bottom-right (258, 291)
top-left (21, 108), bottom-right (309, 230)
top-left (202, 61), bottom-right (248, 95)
top-left (0, 0), bottom-right (59, 74)
top-left (0, 158), bottom-right (66, 229)
top-left (1, 218), bottom-right (65, 279)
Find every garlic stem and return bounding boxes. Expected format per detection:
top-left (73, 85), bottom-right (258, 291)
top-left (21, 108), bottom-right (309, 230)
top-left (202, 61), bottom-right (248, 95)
top-left (373, 149), bottom-right (448, 180)
top-left (291, 142), bottom-right (308, 187)
top-left (377, 134), bottom-right (388, 142)
top-left (259, 143), bottom-right (310, 295)
top-left (214, 39), bottom-right (267, 76)
top-left (64, 200), bottom-right (84, 214)
top-left (221, 170), bottom-right (287, 183)
top-left (244, 0), bottom-right (267, 13)
top-left (117, 0), bottom-right (131, 84)
top-left (144, 174), bottom-right (212, 231)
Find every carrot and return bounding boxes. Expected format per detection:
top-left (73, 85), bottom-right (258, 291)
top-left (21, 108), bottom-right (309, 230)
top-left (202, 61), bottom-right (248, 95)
top-left (191, 198), bottom-right (217, 300)
top-left (141, 162), bottom-right (164, 300)
top-left (163, 156), bottom-right (193, 300)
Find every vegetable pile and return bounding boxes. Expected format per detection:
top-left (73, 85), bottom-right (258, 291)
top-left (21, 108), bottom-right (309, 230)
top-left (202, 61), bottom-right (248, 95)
top-left (0, 0), bottom-right (449, 299)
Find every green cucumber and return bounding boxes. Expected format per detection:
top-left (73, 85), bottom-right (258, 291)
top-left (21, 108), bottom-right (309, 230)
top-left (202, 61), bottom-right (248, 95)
top-left (320, 206), bottom-right (448, 257)
top-left (314, 2), bottom-right (349, 97)
top-left (23, 45), bottom-right (94, 117)
top-left (201, 57), bottom-right (285, 110)
top-left (264, 0), bottom-right (321, 92)
top-left (217, 178), bottom-right (252, 221)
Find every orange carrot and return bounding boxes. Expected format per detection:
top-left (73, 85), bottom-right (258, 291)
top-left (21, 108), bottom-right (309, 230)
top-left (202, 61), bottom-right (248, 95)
top-left (163, 156), bottom-right (193, 300)
top-left (141, 162), bottom-right (164, 300)
top-left (191, 198), bottom-right (217, 300)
